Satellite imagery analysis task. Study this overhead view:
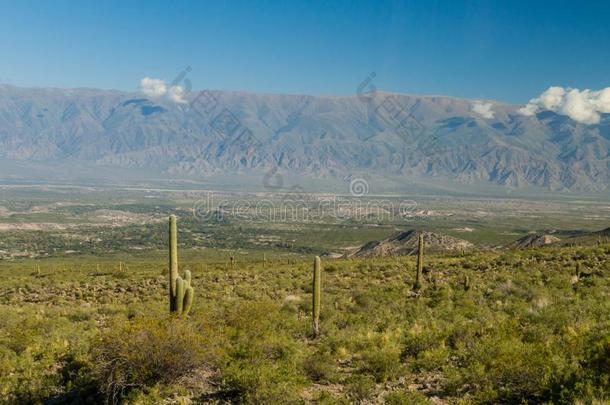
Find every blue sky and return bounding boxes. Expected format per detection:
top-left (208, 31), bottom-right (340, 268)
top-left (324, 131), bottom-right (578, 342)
top-left (0, 0), bottom-right (609, 103)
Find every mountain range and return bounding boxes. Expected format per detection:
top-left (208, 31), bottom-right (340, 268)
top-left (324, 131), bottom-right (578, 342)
top-left (1, 84), bottom-right (609, 192)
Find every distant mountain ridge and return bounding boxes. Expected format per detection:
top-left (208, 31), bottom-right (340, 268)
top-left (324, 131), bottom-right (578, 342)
top-left (1, 84), bottom-right (609, 191)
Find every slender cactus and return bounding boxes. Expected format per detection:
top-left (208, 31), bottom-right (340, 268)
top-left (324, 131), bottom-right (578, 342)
top-left (168, 215), bottom-right (194, 315)
top-left (463, 274), bottom-right (470, 291)
top-left (169, 215), bottom-right (179, 312)
top-left (312, 256), bottom-right (322, 337)
top-left (183, 287), bottom-right (194, 315)
top-left (413, 234), bottom-right (424, 291)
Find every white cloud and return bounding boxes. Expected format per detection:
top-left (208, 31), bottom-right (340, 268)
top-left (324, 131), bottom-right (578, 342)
top-left (518, 103), bottom-right (539, 117)
top-left (167, 84), bottom-right (187, 104)
top-left (519, 86), bottom-right (610, 124)
top-left (140, 77), bottom-right (167, 97)
top-left (139, 77), bottom-right (187, 104)
top-left (472, 102), bottom-right (495, 119)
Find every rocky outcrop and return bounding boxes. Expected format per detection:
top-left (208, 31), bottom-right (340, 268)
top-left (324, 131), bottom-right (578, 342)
top-left (351, 230), bottom-right (474, 258)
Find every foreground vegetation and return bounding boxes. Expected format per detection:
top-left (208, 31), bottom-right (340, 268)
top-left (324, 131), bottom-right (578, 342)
top-left (1, 242), bottom-right (609, 404)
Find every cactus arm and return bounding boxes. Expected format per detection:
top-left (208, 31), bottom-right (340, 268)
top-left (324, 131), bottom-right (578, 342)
top-left (183, 287), bottom-right (194, 316)
top-left (175, 277), bottom-right (185, 313)
top-left (184, 270), bottom-right (192, 288)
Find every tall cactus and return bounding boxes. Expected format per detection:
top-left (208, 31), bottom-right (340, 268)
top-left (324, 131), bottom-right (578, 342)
top-left (413, 234), bottom-right (424, 291)
top-left (168, 215), bottom-right (194, 316)
top-left (169, 215), bottom-right (179, 312)
top-left (312, 256), bottom-right (322, 337)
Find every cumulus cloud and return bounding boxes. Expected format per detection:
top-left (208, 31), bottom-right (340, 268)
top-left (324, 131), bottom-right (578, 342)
top-left (139, 77), bottom-right (187, 104)
top-left (472, 102), bottom-right (495, 119)
top-left (167, 85), bottom-right (187, 103)
top-left (139, 77), bottom-right (167, 97)
top-left (519, 86), bottom-right (610, 124)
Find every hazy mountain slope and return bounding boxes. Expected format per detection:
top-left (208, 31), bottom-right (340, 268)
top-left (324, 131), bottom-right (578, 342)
top-left (1, 84), bottom-right (609, 191)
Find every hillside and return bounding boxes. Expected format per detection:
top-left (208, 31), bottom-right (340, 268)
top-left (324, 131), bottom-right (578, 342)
top-left (1, 245), bottom-right (608, 403)
top-left (351, 230), bottom-right (474, 257)
top-left (509, 233), bottom-right (562, 249)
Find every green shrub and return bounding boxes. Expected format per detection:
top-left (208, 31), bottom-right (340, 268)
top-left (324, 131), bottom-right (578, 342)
top-left (559, 332), bottom-right (610, 403)
top-left (90, 316), bottom-right (219, 404)
top-left (316, 390), bottom-right (350, 404)
top-left (384, 389), bottom-right (430, 404)
top-left (222, 360), bottom-right (304, 404)
top-left (303, 351), bottom-right (338, 383)
top-left (412, 345), bottom-right (450, 372)
top-left (446, 334), bottom-right (569, 403)
top-left (402, 323), bottom-right (447, 360)
top-left (347, 375), bottom-right (375, 402)
top-left (361, 347), bottom-right (403, 383)
top-left (220, 301), bottom-right (306, 403)
top-left (584, 334), bottom-right (610, 382)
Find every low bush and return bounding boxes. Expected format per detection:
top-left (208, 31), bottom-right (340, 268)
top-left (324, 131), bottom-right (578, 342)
top-left (360, 346), bottom-right (403, 383)
top-left (303, 350), bottom-right (338, 383)
top-left (219, 300), bottom-right (307, 403)
top-left (384, 389), bottom-right (430, 404)
top-left (347, 374), bottom-right (376, 402)
top-left (90, 316), bottom-right (219, 404)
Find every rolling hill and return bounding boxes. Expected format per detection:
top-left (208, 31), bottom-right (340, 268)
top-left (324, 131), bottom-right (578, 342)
top-left (351, 230), bottom-right (474, 257)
